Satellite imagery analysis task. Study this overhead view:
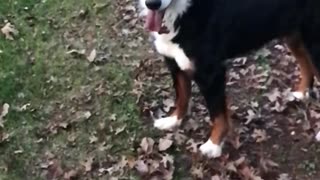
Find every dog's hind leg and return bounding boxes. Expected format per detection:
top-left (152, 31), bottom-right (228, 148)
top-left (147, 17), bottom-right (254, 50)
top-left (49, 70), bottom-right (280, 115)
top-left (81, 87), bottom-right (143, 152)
top-left (195, 66), bottom-right (230, 158)
top-left (154, 57), bottom-right (191, 130)
top-left (285, 34), bottom-right (316, 100)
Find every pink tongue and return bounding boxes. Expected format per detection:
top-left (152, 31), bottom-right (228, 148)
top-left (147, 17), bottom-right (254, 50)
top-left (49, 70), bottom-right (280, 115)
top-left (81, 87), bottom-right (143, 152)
top-left (145, 10), bottom-right (162, 32)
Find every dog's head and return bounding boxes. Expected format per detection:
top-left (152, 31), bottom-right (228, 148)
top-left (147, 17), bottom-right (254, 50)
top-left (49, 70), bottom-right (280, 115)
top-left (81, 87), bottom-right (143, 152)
top-left (140, 0), bottom-right (173, 33)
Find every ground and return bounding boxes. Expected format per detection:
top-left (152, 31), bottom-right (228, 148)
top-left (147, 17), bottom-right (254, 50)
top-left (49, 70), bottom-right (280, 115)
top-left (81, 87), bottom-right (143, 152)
top-left (0, 0), bottom-right (320, 179)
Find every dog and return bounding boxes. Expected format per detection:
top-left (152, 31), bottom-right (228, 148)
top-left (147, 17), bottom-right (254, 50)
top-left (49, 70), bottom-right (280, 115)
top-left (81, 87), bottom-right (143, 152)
top-left (139, 0), bottom-right (320, 158)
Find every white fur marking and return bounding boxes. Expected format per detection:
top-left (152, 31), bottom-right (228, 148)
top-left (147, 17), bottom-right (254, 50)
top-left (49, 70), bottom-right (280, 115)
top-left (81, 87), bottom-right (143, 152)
top-left (140, 0), bottom-right (193, 71)
top-left (199, 139), bottom-right (222, 158)
top-left (154, 116), bottom-right (181, 130)
top-left (291, 91), bottom-right (309, 100)
top-left (291, 91), bottom-right (305, 100)
top-left (154, 38), bottom-right (194, 71)
top-left (316, 131), bottom-right (320, 142)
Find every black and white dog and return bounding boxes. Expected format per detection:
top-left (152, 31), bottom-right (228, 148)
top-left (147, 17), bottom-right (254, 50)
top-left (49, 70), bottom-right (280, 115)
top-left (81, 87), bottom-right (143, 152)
top-left (140, 0), bottom-right (320, 158)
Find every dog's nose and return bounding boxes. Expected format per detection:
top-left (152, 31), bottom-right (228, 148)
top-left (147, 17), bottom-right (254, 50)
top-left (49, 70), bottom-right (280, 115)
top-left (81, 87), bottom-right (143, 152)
top-left (145, 0), bottom-right (162, 10)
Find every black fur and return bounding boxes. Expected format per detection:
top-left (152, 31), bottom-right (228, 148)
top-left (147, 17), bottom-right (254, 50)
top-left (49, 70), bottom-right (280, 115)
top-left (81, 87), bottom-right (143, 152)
top-left (166, 0), bottom-right (320, 117)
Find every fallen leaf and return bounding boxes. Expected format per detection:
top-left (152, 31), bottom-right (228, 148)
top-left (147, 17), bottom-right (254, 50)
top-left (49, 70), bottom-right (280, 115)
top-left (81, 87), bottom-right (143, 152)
top-left (310, 110), bottom-right (320, 119)
top-left (81, 157), bottom-right (94, 172)
top-left (0, 132), bottom-right (10, 143)
top-left (260, 158), bottom-right (279, 172)
top-left (89, 134), bottom-right (98, 144)
top-left (0, 103), bottom-right (9, 127)
top-left (211, 175), bottom-right (221, 180)
top-left (278, 173), bottom-right (291, 180)
top-left (0, 103), bottom-right (9, 117)
top-left (135, 160), bottom-right (148, 174)
top-left (63, 169), bottom-right (78, 180)
top-left (264, 88), bottom-right (281, 102)
top-left (115, 125), bottom-right (126, 135)
top-left (239, 166), bottom-right (263, 180)
top-left (234, 156), bottom-right (246, 166)
top-left (47, 160), bottom-right (63, 179)
top-left (245, 109), bottom-right (256, 125)
top-left (140, 137), bottom-right (154, 154)
top-left (158, 138), bottom-right (173, 151)
top-left (160, 153), bottom-right (174, 168)
top-left (163, 98), bottom-right (175, 112)
top-left (14, 149), bottom-right (23, 154)
top-left (1, 22), bottom-right (18, 40)
top-left (87, 49), bottom-right (97, 62)
top-left (173, 131), bottom-right (187, 145)
top-left (191, 166), bottom-right (204, 179)
top-left (252, 129), bottom-right (268, 143)
top-left (186, 139), bottom-right (200, 153)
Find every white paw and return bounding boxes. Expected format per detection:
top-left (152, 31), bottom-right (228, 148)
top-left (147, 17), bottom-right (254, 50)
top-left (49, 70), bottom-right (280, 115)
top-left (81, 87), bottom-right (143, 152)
top-left (154, 116), bottom-right (181, 130)
top-left (199, 139), bottom-right (222, 158)
top-left (290, 91), bottom-right (309, 100)
top-left (315, 131), bottom-right (320, 142)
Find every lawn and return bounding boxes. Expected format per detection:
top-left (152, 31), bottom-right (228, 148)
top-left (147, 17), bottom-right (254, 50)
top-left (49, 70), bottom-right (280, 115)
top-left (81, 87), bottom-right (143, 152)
top-left (1, 0), bottom-right (320, 179)
top-left (0, 0), bottom-right (145, 179)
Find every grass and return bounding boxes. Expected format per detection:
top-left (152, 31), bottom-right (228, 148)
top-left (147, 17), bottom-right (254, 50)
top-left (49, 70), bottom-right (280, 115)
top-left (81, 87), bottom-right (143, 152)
top-left (0, 0), bottom-right (144, 179)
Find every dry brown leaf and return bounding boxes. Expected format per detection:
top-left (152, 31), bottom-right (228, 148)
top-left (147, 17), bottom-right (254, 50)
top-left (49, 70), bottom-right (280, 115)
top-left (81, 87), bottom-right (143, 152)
top-left (14, 149), bottom-right (23, 154)
top-left (140, 137), bottom-right (155, 154)
top-left (87, 49), bottom-right (97, 62)
top-left (245, 109), bottom-right (256, 125)
top-left (0, 103), bottom-right (9, 117)
top-left (225, 162), bottom-right (237, 172)
top-left (47, 160), bottom-right (64, 179)
top-left (1, 23), bottom-right (18, 40)
top-left (115, 125), bottom-right (126, 135)
top-left (260, 158), bottom-right (279, 172)
top-left (278, 173), bottom-right (291, 180)
top-left (264, 88), bottom-right (281, 102)
top-left (135, 160), bottom-right (148, 174)
top-left (163, 98), bottom-right (175, 112)
top-left (0, 103), bottom-right (9, 127)
top-left (230, 134), bottom-right (242, 149)
top-left (191, 166), bottom-right (204, 179)
top-left (158, 138), bottom-right (173, 151)
top-left (161, 153), bottom-right (174, 168)
top-left (270, 101), bottom-right (286, 112)
top-left (239, 166), bottom-right (263, 180)
top-left (63, 169), bottom-right (78, 180)
top-left (310, 110), bottom-right (320, 119)
top-left (174, 131), bottom-right (187, 145)
top-left (252, 129), bottom-right (268, 143)
top-left (66, 49), bottom-right (86, 56)
top-left (0, 133), bottom-right (10, 143)
top-left (211, 175), bottom-right (221, 180)
top-left (89, 134), bottom-right (98, 144)
top-left (186, 139), bottom-right (200, 153)
top-left (81, 157), bottom-right (94, 172)
top-left (235, 156), bottom-right (246, 166)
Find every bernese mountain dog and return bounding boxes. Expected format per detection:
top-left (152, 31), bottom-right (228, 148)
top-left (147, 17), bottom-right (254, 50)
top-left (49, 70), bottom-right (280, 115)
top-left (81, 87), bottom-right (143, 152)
top-left (139, 0), bottom-right (320, 158)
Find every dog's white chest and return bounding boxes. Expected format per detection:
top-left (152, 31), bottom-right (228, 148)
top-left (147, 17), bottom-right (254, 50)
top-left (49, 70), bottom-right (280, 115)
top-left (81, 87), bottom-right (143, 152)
top-left (153, 33), bottom-right (193, 71)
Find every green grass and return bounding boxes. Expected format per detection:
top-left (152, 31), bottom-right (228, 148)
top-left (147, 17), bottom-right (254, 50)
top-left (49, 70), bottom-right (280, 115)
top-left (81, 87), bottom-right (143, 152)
top-left (0, 0), bottom-right (144, 179)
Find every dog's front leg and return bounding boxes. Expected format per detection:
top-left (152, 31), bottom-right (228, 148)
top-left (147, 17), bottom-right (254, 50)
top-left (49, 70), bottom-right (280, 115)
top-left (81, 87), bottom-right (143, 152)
top-left (194, 65), bottom-right (230, 158)
top-left (154, 57), bottom-right (192, 130)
